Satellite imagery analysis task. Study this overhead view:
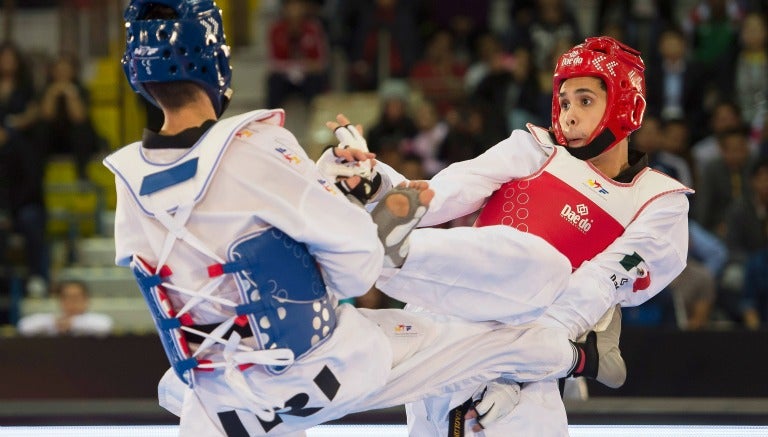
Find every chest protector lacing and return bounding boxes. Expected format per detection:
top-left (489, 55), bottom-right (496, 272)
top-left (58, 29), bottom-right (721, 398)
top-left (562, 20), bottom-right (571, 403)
top-left (104, 110), bottom-right (337, 422)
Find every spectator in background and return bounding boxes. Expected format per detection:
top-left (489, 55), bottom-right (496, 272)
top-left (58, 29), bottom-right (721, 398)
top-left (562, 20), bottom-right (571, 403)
top-left (670, 220), bottom-right (727, 330)
top-left (724, 157), bottom-right (768, 328)
top-left (365, 80), bottom-right (417, 165)
top-left (17, 279), bottom-right (113, 336)
top-left (437, 102), bottom-right (500, 166)
top-left (596, 0), bottom-right (674, 58)
top-left (39, 53), bottom-right (100, 181)
top-left (404, 100), bottom-right (448, 177)
top-left (683, 0), bottom-right (744, 68)
top-left (266, 0), bottom-right (329, 109)
top-left (341, 0), bottom-right (422, 91)
top-left (425, 0), bottom-right (490, 65)
top-left (508, 0), bottom-right (581, 72)
top-left (695, 126), bottom-right (756, 235)
top-left (409, 29), bottom-right (468, 117)
top-left (473, 45), bottom-right (545, 132)
top-left (0, 42), bottom-right (48, 298)
top-left (464, 32), bottom-right (508, 94)
top-left (691, 100), bottom-right (754, 178)
top-left (731, 12), bottom-right (768, 126)
top-left (644, 27), bottom-right (709, 139)
top-left (635, 115), bottom-right (694, 187)
top-left (683, 0), bottom-right (744, 117)
top-left (634, 115), bottom-right (712, 329)
top-left (660, 118), bottom-right (695, 188)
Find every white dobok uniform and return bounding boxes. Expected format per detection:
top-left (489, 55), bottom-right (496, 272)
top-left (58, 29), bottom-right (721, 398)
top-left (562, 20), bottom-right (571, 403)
top-left (105, 110), bottom-right (577, 437)
top-left (374, 124), bottom-right (692, 436)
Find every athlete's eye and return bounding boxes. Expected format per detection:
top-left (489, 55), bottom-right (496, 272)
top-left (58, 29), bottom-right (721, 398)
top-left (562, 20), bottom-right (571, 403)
top-left (581, 97), bottom-right (593, 106)
top-left (560, 100), bottom-right (570, 110)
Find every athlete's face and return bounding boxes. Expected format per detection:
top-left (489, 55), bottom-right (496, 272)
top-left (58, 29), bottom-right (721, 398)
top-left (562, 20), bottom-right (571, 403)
top-left (557, 77), bottom-right (607, 148)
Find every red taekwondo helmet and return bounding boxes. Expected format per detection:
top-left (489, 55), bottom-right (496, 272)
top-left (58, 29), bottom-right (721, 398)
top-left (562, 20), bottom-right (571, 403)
top-left (551, 36), bottom-right (646, 160)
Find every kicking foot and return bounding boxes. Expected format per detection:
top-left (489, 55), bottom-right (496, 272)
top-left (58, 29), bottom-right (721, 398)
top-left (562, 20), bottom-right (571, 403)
top-left (570, 305), bottom-right (626, 389)
top-left (595, 304), bottom-right (626, 388)
top-left (371, 182), bottom-right (434, 267)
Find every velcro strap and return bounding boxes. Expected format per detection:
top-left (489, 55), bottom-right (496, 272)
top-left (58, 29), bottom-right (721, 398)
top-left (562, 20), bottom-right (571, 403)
top-left (137, 273), bottom-right (163, 289)
top-left (185, 321), bottom-right (254, 344)
top-left (158, 317), bottom-right (182, 330)
top-left (335, 172), bottom-right (382, 206)
top-left (207, 259), bottom-right (250, 277)
top-left (175, 357), bottom-right (200, 374)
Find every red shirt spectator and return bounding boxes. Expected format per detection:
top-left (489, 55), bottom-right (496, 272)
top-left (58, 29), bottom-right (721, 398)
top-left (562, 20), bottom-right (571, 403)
top-left (409, 30), bottom-right (468, 117)
top-left (267, 0), bottom-right (329, 108)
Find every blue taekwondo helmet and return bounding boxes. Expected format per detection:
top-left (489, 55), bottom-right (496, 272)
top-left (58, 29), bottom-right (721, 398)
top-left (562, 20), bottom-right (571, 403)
top-left (122, 0), bottom-right (233, 117)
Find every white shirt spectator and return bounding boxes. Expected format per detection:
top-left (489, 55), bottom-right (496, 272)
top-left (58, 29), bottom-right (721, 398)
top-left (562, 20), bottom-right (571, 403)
top-left (18, 312), bottom-right (113, 337)
top-left (17, 280), bottom-right (113, 337)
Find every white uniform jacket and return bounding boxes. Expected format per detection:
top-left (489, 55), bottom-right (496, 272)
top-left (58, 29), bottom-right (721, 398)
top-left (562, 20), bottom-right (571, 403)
top-left (378, 124), bottom-right (693, 337)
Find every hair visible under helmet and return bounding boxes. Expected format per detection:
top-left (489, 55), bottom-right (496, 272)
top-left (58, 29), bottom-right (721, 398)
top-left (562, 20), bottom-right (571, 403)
top-left (552, 36), bottom-right (646, 160)
top-left (122, 0), bottom-right (233, 117)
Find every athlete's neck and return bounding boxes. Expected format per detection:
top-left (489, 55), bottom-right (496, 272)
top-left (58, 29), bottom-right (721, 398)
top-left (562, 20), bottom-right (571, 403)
top-left (160, 103), bottom-right (218, 136)
top-left (588, 141), bottom-right (630, 178)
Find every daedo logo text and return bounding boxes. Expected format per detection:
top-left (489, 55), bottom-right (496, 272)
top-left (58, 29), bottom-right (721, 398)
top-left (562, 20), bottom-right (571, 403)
top-left (560, 203), bottom-right (592, 233)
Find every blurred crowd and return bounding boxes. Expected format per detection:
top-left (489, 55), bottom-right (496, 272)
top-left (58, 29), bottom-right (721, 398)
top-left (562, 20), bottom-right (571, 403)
top-left (0, 41), bottom-right (103, 318)
top-left (269, 0), bottom-right (768, 331)
top-left (2, 0), bottom-right (768, 335)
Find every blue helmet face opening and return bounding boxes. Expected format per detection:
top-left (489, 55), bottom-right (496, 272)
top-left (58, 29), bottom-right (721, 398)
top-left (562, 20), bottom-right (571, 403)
top-left (123, 0), bottom-right (233, 117)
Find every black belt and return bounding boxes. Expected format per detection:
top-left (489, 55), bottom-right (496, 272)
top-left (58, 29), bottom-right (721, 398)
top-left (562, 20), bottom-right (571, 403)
top-left (448, 397), bottom-right (473, 437)
top-left (185, 321), bottom-right (254, 344)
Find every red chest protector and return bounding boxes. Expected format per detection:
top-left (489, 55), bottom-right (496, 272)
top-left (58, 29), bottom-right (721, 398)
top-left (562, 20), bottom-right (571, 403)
top-left (475, 145), bottom-right (690, 269)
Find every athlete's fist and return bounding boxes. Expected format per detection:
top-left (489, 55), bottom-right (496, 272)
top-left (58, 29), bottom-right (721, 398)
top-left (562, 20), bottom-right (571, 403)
top-left (319, 113), bottom-right (375, 180)
top-left (465, 377), bottom-right (521, 431)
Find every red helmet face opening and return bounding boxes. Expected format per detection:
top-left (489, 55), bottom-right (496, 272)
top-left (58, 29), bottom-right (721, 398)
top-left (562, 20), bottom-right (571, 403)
top-left (552, 37), bottom-right (646, 160)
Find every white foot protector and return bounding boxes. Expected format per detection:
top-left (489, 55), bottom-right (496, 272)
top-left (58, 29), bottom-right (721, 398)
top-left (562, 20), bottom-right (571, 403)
top-left (596, 304), bottom-right (626, 388)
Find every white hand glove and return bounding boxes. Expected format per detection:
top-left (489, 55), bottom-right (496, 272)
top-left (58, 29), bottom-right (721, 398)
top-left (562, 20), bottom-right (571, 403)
top-left (470, 377), bottom-right (521, 430)
top-left (316, 146), bottom-right (370, 180)
top-left (316, 124), bottom-right (373, 180)
top-left (334, 123), bottom-right (369, 152)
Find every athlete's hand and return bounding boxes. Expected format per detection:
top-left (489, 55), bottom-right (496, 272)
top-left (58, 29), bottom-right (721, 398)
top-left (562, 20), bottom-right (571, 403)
top-left (464, 377), bottom-right (521, 431)
top-left (316, 145), bottom-right (375, 181)
top-left (319, 113), bottom-right (376, 180)
top-left (333, 147), bottom-right (376, 171)
top-left (325, 113), bottom-right (366, 150)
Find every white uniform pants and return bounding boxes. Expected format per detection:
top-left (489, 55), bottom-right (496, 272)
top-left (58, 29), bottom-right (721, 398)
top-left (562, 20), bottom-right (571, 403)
top-left (377, 225), bottom-right (572, 326)
top-left (163, 306), bottom-right (575, 436)
top-left (375, 225), bottom-right (583, 436)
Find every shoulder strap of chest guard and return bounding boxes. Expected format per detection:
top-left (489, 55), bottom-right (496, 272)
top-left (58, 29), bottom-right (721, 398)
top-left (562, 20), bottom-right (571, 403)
top-left (526, 123), bottom-right (557, 156)
top-left (103, 108), bottom-right (285, 217)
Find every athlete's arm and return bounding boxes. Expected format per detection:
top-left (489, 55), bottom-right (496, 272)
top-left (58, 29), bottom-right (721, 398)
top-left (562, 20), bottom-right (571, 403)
top-left (376, 130), bottom-right (548, 227)
top-left (233, 125), bottom-right (384, 299)
top-left (566, 193), bottom-right (690, 330)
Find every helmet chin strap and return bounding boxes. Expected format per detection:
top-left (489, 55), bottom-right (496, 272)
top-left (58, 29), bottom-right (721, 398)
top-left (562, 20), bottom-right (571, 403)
top-left (566, 129), bottom-right (617, 161)
top-left (215, 87), bottom-right (233, 118)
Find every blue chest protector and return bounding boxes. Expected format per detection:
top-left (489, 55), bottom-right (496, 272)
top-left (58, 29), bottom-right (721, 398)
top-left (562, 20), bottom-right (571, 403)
top-left (107, 109), bottom-right (336, 385)
top-left (131, 228), bottom-right (337, 383)
top-left (228, 228), bottom-right (337, 367)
